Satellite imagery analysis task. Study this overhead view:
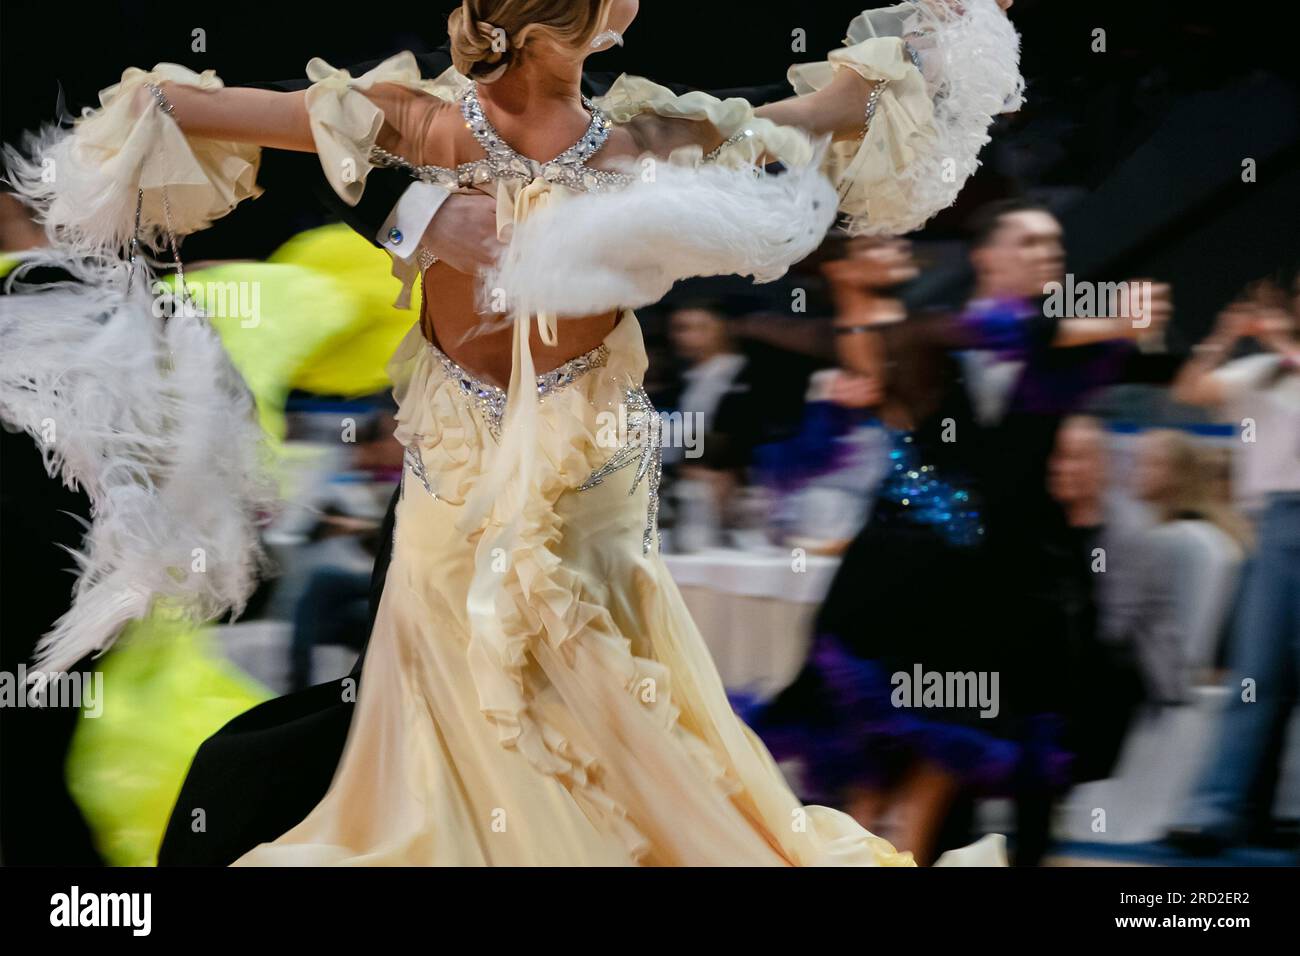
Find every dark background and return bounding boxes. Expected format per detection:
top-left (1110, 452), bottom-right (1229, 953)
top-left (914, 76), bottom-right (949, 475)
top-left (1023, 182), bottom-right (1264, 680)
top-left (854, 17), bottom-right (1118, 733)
top-left (2, 0), bottom-right (1298, 338)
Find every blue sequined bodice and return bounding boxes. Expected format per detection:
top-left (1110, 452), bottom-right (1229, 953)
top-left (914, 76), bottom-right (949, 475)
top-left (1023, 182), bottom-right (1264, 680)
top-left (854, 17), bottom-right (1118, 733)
top-left (872, 428), bottom-right (984, 548)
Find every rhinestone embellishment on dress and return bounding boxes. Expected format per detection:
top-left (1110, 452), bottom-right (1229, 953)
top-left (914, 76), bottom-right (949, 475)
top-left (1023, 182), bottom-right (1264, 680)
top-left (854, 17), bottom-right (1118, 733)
top-left (403, 341), bottom-right (612, 504)
top-left (578, 386), bottom-right (663, 554)
top-left (420, 340), bottom-right (610, 443)
top-left (370, 85), bottom-right (633, 193)
top-left (703, 128), bottom-right (755, 163)
top-left (403, 444), bottom-right (437, 498)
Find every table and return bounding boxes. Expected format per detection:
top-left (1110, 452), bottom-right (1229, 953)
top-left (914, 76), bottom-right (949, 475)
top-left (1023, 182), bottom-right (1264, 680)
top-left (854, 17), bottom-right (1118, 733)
top-left (661, 548), bottom-right (840, 699)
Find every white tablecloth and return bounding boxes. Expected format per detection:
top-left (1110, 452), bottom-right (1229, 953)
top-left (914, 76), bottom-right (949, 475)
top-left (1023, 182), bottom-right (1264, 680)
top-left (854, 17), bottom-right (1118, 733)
top-left (661, 549), bottom-right (840, 699)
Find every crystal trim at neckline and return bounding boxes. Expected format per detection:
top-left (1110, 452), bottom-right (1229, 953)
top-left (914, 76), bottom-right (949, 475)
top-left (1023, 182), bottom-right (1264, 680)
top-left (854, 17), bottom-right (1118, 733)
top-left (458, 84), bottom-right (633, 192)
top-left (461, 83), bottom-right (608, 169)
top-left (423, 337), bottom-right (610, 441)
top-left (368, 81), bottom-right (755, 193)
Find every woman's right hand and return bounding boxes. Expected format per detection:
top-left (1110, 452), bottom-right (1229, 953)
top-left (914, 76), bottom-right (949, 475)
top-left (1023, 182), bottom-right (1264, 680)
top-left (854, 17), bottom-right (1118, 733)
top-left (418, 192), bottom-right (505, 275)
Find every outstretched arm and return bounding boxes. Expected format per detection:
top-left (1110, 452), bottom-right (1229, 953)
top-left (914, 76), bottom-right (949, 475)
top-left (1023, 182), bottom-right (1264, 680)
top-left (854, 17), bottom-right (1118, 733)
top-left (754, 67), bottom-right (884, 143)
top-left (1171, 304), bottom-right (1255, 408)
top-left (3, 54), bottom-right (453, 262)
top-left (146, 78), bottom-right (430, 161)
top-left (140, 83), bottom-right (315, 152)
top-left (756, 0), bottom-right (1015, 141)
top-left (754, 0), bottom-right (1023, 236)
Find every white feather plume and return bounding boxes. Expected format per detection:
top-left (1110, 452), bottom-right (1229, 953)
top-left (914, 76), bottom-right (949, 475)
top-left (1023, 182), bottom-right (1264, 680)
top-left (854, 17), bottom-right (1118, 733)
top-left (2, 123), bottom-right (147, 262)
top-left (483, 152), bottom-right (839, 319)
top-left (0, 252), bottom-right (278, 674)
top-left (853, 0), bottom-right (1025, 236)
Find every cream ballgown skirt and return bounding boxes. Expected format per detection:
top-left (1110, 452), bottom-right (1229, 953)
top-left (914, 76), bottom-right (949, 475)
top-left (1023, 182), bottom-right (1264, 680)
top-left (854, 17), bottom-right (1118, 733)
top-left (233, 313), bottom-right (1004, 866)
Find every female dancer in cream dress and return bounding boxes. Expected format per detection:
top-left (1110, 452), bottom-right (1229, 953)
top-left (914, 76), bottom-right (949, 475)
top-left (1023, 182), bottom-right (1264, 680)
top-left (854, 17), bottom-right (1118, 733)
top-left (3, 0), bottom-right (1022, 865)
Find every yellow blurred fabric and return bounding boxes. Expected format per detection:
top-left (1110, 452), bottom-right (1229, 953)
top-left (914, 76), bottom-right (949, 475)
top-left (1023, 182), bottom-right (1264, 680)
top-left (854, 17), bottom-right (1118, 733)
top-left (66, 614), bottom-right (272, 866)
top-left (269, 223), bottom-right (421, 397)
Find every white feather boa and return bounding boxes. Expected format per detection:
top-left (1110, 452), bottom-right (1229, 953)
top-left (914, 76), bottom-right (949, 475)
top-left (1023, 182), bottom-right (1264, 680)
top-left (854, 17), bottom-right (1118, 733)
top-left (484, 151), bottom-right (839, 319)
top-left (0, 252), bottom-right (277, 675)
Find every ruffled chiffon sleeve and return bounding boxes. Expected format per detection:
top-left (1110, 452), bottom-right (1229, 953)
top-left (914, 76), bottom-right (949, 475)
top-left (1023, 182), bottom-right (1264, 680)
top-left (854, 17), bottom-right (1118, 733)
top-left (3, 63), bottom-right (261, 258)
top-left (3, 51), bottom-right (460, 260)
top-left (788, 0), bottom-right (1024, 235)
top-left (592, 75), bottom-right (815, 170)
top-left (303, 54), bottom-right (466, 308)
top-left (302, 51), bottom-right (457, 207)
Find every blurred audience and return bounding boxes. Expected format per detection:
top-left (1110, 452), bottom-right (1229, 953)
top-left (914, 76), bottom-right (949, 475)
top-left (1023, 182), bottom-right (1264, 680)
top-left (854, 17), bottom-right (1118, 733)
top-left (1043, 416), bottom-right (1145, 777)
top-left (286, 406), bottom-right (403, 691)
top-left (1117, 430), bottom-right (1251, 702)
top-left (1167, 278), bottom-right (1300, 854)
top-left (659, 302), bottom-right (754, 550)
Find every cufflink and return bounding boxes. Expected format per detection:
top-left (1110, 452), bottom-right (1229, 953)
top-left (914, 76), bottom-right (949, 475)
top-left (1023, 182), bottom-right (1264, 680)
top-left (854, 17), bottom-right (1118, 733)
top-left (387, 227), bottom-right (404, 245)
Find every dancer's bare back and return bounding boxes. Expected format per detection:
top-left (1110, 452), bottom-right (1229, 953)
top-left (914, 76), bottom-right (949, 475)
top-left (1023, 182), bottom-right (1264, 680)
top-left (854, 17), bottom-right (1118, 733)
top-left (393, 88), bottom-right (725, 387)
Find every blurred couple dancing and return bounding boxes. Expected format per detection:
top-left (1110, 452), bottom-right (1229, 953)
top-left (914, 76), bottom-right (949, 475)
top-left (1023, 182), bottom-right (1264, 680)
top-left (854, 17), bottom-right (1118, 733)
top-left (1, 0), bottom-right (1022, 865)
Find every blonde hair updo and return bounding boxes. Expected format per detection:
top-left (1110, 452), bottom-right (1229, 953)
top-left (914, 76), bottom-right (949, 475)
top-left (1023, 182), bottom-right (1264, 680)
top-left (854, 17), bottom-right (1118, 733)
top-left (448, 0), bottom-right (618, 82)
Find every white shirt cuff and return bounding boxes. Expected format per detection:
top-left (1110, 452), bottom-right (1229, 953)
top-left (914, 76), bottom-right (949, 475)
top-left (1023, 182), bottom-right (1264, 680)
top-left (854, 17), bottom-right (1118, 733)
top-left (376, 182), bottom-right (452, 261)
top-left (376, 182), bottom-right (451, 309)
